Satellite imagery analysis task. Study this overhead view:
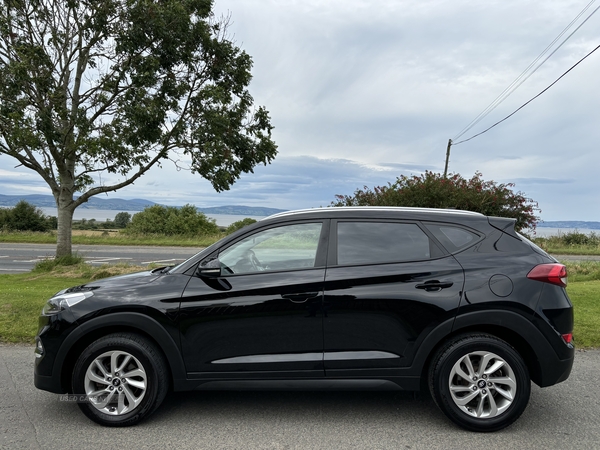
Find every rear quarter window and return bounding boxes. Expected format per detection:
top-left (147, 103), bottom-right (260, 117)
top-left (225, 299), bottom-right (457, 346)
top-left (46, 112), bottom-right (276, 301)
top-left (424, 223), bottom-right (480, 253)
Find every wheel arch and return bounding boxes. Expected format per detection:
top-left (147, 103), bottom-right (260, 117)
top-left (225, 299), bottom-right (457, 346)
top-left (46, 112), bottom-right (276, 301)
top-left (415, 311), bottom-right (545, 389)
top-left (56, 312), bottom-right (187, 393)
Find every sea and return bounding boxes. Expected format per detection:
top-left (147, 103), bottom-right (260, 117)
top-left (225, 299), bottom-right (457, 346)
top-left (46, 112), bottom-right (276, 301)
top-left (527, 227), bottom-right (598, 238)
top-left (39, 208), bottom-right (265, 227)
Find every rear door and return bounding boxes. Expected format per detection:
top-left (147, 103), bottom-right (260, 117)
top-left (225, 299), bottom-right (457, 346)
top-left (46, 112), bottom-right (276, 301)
top-left (322, 220), bottom-right (464, 377)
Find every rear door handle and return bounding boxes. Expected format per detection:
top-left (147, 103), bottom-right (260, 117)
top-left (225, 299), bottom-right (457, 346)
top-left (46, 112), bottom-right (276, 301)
top-left (281, 292), bottom-right (319, 303)
top-left (415, 281), bottom-right (454, 292)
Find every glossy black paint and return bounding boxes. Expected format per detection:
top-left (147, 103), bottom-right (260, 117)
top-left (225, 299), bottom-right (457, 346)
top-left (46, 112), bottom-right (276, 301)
top-left (322, 256), bottom-right (464, 374)
top-left (34, 207), bottom-right (574, 399)
top-left (34, 270), bottom-right (189, 392)
top-left (180, 269), bottom-right (326, 376)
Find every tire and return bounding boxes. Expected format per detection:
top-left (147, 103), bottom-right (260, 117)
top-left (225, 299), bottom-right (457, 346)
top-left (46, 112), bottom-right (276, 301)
top-left (429, 334), bottom-right (530, 432)
top-left (72, 333), bottom-right (168, 427)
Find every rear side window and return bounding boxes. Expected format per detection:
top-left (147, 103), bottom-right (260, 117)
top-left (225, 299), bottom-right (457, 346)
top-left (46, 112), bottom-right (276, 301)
top-left (337, 222), bottom-right (431, 265)
top-left (424, 223), bottom-right (480, 253)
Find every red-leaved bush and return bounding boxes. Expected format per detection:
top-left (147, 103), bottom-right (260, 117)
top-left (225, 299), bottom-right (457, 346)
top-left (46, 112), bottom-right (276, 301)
top-left (331, 171), bottom-right (540, 232)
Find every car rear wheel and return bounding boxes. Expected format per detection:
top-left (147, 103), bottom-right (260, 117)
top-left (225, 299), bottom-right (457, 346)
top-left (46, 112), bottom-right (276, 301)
top-left (429, 334), bottom-right (530, 432)
top-left (72, 333), bottom-right (168, 426)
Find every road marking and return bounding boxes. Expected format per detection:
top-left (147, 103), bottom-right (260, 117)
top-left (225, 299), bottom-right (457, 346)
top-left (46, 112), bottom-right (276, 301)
top-left (141, 259), bottom-right (185, 265)
top-left (86, 257), bottom-right (132, 264)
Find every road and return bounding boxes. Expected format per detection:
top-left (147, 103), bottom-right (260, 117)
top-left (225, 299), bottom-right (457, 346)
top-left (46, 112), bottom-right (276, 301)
top-left (1, 345), bottom-right (598, 449)
top-left (2, 242), bottom-right (599, 274)
top-left (0, 243), bottom-right (201, 273)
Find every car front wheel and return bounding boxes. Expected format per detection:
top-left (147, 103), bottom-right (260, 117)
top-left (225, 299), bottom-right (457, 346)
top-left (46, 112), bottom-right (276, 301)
top-left (429, 334), bottom-right (531, 432)
top-left (72, 333), bottom-right (168, 426)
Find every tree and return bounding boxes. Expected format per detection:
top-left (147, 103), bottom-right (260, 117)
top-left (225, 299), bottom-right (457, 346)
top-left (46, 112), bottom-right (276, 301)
top-left (126, 204), bottom-right (219, 235)
top-left (225, 217), bottom-right (257, 234)
top-left (0, 200), bottom-right (50, 231)
top-left (114, 212), bottom-right (131, 229)
top-left (332, 171), bottom-right (540, 232)
top-left (0, 0), bottom-right (277, 257)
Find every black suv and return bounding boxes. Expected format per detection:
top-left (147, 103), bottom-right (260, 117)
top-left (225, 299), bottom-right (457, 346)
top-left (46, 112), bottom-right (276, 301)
top-left (34, 207), bottom-right (574, 431)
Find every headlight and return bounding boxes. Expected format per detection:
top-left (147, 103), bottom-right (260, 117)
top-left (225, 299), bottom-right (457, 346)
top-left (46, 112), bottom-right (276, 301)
top-left (42, 291), bottom-right (94, 315)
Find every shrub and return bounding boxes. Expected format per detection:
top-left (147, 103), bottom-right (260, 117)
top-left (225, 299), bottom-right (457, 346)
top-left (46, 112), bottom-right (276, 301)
top-left (225, 218), bottom-right (257, 234)
top-left (34, 254), bottom-right (85, 272)
top-left (332, 171), bottom-right (540, 232)
top-left (0, 200), bottom-right (51, 232)
top-left (562, 231), bottom-right (592, 246)
top-left (126, 204), bottom-right (219, 236)
top-left (0, 208), bottom-right (8, 230)
top-left (534, 231), bottom-right (600, 252)
top-left (46, 216), bottom-right (58, 230)
top-left (114, 212), bottom-right (132, 228)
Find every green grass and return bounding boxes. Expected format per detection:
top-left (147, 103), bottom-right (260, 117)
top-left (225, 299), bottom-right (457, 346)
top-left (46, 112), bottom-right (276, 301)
top-left (0, 230), bottom-right (224, 247)
top-left (0, 273), bottom-right (89, 343)
top-left (567, 281), bottom-right (600, 348)
top-left (0, 263), bottom-right (150, 343)
top-left (533, 230), bottom-right (600, 256)
top-left (561, 261), bottom-right (600, 282)
top-left (541, 244), bottom-right (600, 256)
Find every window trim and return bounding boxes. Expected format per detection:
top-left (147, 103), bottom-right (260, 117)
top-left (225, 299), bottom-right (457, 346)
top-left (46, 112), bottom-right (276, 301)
top-left (421, 221), bottom-right (483, 255)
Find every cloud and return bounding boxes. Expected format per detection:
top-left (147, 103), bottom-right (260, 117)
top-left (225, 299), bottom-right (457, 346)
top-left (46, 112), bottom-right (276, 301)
top-left (0, 168), bottom-right (50, 193)
top-left (511, 178), bottom-right (575, 186)
top-left (1, 1), bottom-right (599, 221)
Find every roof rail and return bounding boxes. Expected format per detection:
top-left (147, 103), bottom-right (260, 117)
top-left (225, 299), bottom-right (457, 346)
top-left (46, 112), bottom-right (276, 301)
top-left (262, 206), bottom-right (484, 221)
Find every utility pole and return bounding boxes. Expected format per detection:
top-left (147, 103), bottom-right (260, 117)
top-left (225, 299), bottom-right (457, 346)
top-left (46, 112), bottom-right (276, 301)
top-left (443, 139), bottom-right (452, 178)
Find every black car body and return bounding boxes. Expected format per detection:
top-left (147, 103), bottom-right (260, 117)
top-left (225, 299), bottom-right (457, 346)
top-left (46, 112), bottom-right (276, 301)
top-left (34, 207), bottom-right (574, 431)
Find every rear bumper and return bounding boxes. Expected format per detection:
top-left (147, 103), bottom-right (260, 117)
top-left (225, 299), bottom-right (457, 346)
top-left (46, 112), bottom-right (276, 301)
top-left (536, 345), bottom-right (574, 387)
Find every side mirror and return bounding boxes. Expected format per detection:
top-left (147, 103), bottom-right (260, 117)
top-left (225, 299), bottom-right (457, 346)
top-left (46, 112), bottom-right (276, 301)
top-left (197, 257), bottom-right (221, 277)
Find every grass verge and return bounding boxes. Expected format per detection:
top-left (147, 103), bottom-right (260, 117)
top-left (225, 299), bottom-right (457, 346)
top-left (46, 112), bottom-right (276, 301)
top-left (561, 261), bottom-right (600, 282)
top-left (0, 230), bottom-right (224, 247)
top-left (567, 281), bottom-right (600, 348)
top-left (0, 263), bottom-right (150, 343)
top-left (533, 230), bottom-right (600, 256)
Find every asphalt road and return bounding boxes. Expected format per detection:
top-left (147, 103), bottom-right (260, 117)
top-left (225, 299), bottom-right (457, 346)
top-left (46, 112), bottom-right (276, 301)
top-left (1, 345), bottom-right (598, 449)
top-left (2, 243), bottom-right (599, 274)
top-left (0, 243), bottom-right (201, 273)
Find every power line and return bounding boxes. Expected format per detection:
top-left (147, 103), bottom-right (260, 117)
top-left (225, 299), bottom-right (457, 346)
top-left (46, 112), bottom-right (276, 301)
top-left (453, 42), bottom-right (600, 145)
top-left (453, 0), bottom-right (600, 141)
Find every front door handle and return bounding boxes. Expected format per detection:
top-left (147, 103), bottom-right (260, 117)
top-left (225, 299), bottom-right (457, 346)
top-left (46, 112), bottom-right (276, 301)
top-left (281, 292), bottom-right (319, 303)
top-left (415, 280), bottom-right (454, 292)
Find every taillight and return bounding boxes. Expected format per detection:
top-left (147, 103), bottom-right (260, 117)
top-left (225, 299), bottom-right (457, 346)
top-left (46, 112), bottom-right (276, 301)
top-left (527, 263), bottom-right (567, 287)
top-left (562, 333), bottom-right (573, 344)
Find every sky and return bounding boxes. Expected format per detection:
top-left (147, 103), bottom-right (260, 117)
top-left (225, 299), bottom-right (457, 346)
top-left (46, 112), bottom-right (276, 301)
top-left (1, 0), bottom-right (599, 221)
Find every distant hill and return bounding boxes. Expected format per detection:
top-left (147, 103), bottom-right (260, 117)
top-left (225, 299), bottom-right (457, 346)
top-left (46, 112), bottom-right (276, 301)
top-left (197, 205), bottom-right (285, 216)
top-left (0, 194), bottom-right (157, 211)
top-left (0, 194), bottom-right (286, 216)
top-left (538, 221), bottom-right (600, 230)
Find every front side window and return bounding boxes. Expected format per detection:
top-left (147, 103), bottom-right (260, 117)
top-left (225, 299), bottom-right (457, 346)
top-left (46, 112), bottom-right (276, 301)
top-left (337, 221), bottom-right (431, 265)
top-left (219, 223), bottom-right (322, 275)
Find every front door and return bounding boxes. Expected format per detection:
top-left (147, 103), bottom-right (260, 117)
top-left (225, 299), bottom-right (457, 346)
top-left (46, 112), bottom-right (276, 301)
top-left (180, 221), bottom-right (328, 378)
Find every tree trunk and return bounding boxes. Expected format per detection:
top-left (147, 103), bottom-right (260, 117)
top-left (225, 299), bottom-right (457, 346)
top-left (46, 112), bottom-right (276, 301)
top-left (56, 194), bottom-right (75, 258)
